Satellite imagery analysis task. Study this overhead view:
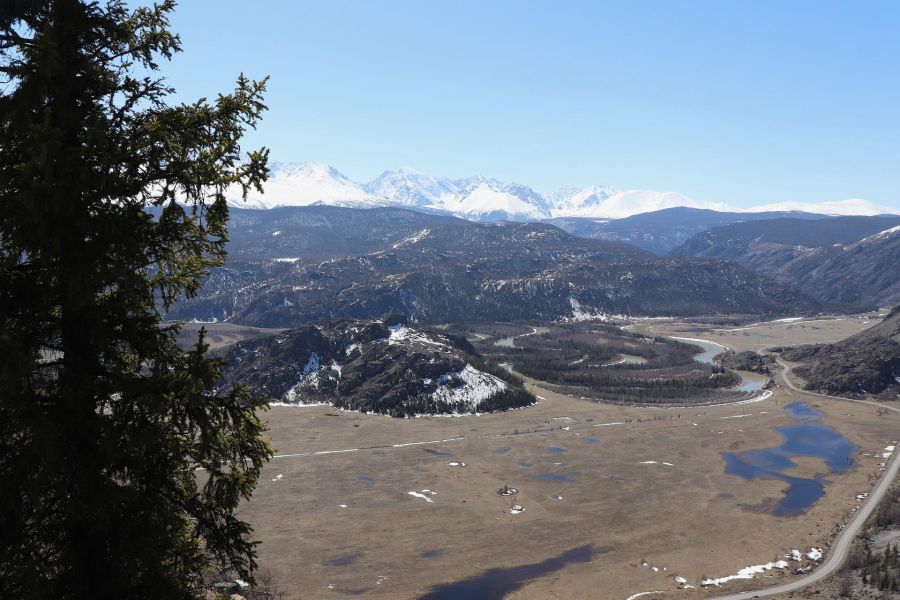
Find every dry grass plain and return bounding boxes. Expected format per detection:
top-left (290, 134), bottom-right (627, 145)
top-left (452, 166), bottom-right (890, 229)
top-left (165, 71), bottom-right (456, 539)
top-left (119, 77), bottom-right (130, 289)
top-left (240, 316), bottom-right (899, 600)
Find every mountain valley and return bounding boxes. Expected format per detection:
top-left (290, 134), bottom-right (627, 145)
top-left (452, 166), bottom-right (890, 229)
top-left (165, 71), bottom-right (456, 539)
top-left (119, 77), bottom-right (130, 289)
top-left (672, 215), bottom-right (900, 309)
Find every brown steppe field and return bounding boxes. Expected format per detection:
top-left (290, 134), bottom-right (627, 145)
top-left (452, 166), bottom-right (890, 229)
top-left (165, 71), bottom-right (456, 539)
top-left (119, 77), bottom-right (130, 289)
top-left (237, 315), bottom-right (899, 600)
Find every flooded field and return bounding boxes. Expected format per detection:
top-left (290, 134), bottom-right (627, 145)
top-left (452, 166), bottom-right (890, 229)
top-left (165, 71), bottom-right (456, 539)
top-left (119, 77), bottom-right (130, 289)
top-left (721, 402), bottom-right (858, 516)
top-left (240, 316), bottom-right (899, 600)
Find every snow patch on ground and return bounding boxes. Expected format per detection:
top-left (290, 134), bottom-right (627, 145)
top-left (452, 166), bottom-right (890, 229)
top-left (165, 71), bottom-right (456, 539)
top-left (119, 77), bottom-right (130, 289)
top-left (408, 489), bottom-right (437, 503)
top-left (431, 364), bottom-right (508, 410)
top-left (701, 560), bottom-right (789, 587)
top-left (624, 591), bottom-right (665, 600)
top-left (283, 353), bottom-right (322, 403)
top-left (704, 389), bottom-right (773, 408)
top-left (567, 297), bottom-right (623, 322)
top-left (392, 228), bottom-right (431, 249)
top-left (388, 324), bottom-right (448, 348)
top-left (862, 224), bottom-right (900, 243)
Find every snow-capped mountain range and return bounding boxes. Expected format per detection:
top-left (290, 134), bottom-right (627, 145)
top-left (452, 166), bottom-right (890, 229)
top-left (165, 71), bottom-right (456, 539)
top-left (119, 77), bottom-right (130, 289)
top-left (226, 162), bottom-right (896, 220)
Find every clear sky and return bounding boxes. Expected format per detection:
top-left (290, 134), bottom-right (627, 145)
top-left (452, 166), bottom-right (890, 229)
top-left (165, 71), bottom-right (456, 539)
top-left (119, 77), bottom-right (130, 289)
top-left (162, 1), bottom-right (899, 208)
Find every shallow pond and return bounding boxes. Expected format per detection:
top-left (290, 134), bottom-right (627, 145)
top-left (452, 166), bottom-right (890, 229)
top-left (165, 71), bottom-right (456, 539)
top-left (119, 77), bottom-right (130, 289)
top-left (529, 473), bottom-right (575, 483)
top-left (721, 401), bottom-right (857, 516)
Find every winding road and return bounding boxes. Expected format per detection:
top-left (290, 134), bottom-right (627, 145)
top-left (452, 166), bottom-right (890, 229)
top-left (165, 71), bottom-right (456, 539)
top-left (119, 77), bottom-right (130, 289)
top-left (709, 358), bottom-right (900, 600)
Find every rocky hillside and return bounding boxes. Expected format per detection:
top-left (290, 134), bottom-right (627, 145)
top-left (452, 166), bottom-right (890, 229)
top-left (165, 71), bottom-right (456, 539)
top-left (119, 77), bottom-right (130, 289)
top-left (671, 216), bottom-right (900, 310)
top-left (167, 207), bottom-right (821, 326)
top-left (221, 318), bottom-right (534, 417)
top-left (782, 306), bottom-right (900, 397)
top-left (549, 207), bottom-right (830, 255)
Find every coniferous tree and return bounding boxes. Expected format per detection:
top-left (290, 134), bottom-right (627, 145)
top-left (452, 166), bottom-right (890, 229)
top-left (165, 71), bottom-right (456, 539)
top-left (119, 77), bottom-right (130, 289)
top-left (0, 2), bottom-right (272, 598)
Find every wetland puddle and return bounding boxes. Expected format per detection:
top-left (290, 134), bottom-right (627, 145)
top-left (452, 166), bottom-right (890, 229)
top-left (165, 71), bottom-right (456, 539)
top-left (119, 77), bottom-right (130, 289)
top-left (418, 544), bottom-right (596, 599)
top-left (529, 473), bottom-right (575, 483)
top-left (721, 402), bottom-right (857, 516)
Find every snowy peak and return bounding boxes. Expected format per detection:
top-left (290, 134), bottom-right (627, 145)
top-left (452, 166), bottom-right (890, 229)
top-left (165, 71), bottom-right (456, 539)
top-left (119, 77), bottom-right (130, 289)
top-left (363, 167), bottom-right (455, 208)
top-left (227, 161), bottom-right (896, 221)
top-left (549, 185), bottom-right (615, 212)
top-left (227, 161), bottom-right (376, 209)
top-left (742, 199), bottom-right (893, 217)
top-left (550, 188), bottom-right (730, 219)
top-left (448, 181), bottom-right (550, 221)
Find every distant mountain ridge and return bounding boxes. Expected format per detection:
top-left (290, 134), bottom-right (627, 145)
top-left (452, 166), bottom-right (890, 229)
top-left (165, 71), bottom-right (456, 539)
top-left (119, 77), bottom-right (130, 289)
top-left (547, 207), bottom-right (833, 255)
top-left (671, 215), bottom-right (900, 309)
top-left (168, 205), bottom-right (822, 327)
top-left (226, 161), bottom-right (897, 222)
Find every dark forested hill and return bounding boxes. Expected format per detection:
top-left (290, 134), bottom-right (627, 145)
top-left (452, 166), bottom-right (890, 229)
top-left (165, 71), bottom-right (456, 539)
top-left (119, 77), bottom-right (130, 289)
top-left (671, 216), bottom-right (900, 310)
top-left (220, 318), bottom-right (534, 416)
top-left (166, 206), bottom-right (822, 326)
top-left (225, 205), bottom-right (646, 262)
top-left (783, 306), bottom-right (900, 397)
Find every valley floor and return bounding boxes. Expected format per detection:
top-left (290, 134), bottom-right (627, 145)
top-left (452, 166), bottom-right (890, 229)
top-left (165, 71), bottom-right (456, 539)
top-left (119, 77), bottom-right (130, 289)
top-left (239, 315), bottom-right (898, 600)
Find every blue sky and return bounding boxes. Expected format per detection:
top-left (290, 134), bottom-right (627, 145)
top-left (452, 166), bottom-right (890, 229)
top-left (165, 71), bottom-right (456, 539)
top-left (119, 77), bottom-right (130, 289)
top-left (163, 1), bottom-right (899, 208)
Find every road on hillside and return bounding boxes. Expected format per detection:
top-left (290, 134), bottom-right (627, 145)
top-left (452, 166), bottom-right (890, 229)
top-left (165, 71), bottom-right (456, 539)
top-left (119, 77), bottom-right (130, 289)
top-left (709, 359), bottom-right (900, 600)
